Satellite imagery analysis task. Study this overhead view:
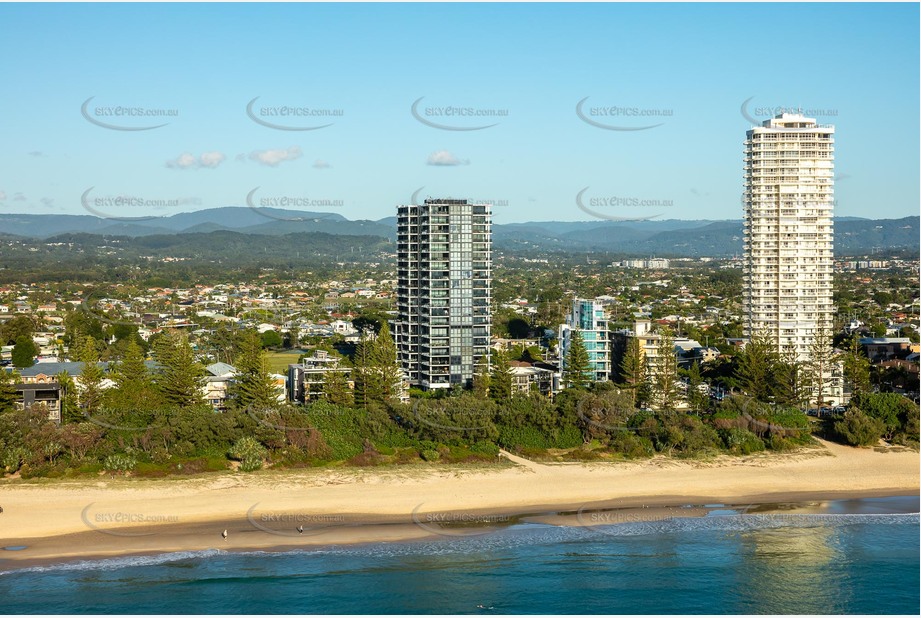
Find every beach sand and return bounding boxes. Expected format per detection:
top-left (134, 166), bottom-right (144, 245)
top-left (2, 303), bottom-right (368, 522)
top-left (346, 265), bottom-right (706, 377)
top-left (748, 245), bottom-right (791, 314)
top-left (0, 439), bottom-right (917, 569)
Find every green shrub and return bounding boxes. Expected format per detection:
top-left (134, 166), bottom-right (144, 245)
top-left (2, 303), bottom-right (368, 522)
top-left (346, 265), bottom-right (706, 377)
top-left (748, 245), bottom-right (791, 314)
top-left (720, 428), bottom-right (765, 455)
top-left (552, 425), bottom-right (584, 449)
top-left (609, 432), bottom-right (655, 458)
top-left (497, 425), bottom-right (550, 450)
top-left (835, 409), bottom-right (885, 447)
top-left (470, 441), bottom-right (500, 456)
top-left (103, 453), bottom-right (137, 472)
top-left (421, 449), bottom-right (440, 462)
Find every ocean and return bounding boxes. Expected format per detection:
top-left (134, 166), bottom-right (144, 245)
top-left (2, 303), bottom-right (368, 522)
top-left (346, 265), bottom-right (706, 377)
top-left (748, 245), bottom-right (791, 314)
top-left (1, 497), bottom-right (918, 615)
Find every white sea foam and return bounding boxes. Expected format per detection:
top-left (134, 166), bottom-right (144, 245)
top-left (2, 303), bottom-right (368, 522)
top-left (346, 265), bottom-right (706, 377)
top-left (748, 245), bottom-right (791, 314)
top-left (0, 548), bottom-right (226, 576)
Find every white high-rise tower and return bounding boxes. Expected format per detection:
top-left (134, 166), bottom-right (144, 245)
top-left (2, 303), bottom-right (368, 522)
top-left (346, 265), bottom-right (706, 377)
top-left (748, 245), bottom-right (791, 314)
top-left (743, 112), bottom-right (835, 361)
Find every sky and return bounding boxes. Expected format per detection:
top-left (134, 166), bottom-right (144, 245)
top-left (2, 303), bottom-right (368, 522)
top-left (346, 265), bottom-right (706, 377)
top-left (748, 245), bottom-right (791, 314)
top-left (0, 2), bottom-right (918, 226)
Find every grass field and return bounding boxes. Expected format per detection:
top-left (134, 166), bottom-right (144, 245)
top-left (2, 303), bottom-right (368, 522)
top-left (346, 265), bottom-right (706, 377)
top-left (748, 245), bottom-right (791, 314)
top-left (265, 349), bottom-right (306, 374)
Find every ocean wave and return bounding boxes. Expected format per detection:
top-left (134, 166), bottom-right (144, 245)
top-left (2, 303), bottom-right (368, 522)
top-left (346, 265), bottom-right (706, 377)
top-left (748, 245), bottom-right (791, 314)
top-left (0, 549), bottom-right (227, 576)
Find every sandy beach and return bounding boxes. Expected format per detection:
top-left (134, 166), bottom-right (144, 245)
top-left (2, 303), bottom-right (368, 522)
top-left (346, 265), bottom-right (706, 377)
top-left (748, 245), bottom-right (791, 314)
top-left (0, 439), bottom-right (917, 569)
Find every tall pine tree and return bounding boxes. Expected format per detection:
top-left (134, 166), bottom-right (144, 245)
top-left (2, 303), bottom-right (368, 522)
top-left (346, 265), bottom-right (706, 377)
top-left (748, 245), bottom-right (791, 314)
top-left (563, 330), bottom-right (591, 389)
top-left (0, 367), bottom-right (18, 414)
top-left (651, 327), bottom-right (680, 411)
top-left (153, 332), bottom-right (206, 409)
top-left (618, 336), bottom-right (648, 408)
top-left (472, 354), bottom-right (490, 398)
top-left (228, 331), bottom-right (280, 410)
top-left (108, 338), bottom-right (159, 413)
top-left (76, 335), bottom-right (104, 417)
top-left (489, 349), bottom-right (513, 402)
top-left (372, 321), bottom-right (403, 404)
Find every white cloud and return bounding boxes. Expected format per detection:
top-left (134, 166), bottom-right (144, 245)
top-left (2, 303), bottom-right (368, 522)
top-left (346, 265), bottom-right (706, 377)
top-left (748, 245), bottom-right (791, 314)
top-left (166, 151), bottom-right (226, 169)
top-left (0, 191), bottom-right (6, 201)
top-left (250, 146), bottom-right (303, 166)
top-left (166, 152), bottom-right (199, 169)
top-left (426, 150), bottom-right (469, 166)
top-left (199, 151), bottom-right (226, 169)
top-left (313, 159), bottom-right (331, 169)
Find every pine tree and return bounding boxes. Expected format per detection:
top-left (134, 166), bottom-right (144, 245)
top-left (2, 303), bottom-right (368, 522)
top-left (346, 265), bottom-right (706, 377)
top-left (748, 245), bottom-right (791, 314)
top-left (489, 349), bottom-right (513, 402)
top-left (618, 336), bottom-right (648, 407)
top-left (472, 354), bottom-right (490, 398)
top-left (808, 324), bottom-right (838, 408)
top-left (228, 331), bottom-right (278, 411)
top-left (322, 368), bottom-right (353, 406)
top-left (108, 338), bottom-right (158, 413)
top-left (651, 327), bottom-right (680, 411)
top-left (0, 367), bottom-right (19, 414)
top-left (76, 335), bottom-right (104, 416)
top-left (352, 330), bottom-right (380, 407)
top-left (842, 334), bottom-right (871, 397)
top-left (153, 331), bottom-right (206, 409)
top-left (563, 330), bottom-right (591, 389)
top-left (372, 321), bottom-right (403, 404)
top-left (684, 362), bottom-right (708, 412)
top-left (55, 370), bottom-right (82, 424)
top-left (735, 332), bottom-right (779, 402)
top-left (774, 351), bottom-right (813, 410)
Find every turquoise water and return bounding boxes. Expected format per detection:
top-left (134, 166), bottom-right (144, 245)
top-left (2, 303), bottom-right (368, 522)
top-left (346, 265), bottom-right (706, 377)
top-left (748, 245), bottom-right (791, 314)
top-left (1, 497), bottom-right (918, 614)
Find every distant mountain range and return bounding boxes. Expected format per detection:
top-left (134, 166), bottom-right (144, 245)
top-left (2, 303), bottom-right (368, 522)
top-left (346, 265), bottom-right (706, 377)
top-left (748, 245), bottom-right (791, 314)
top-left (0, 208), bottom-right (916, 256)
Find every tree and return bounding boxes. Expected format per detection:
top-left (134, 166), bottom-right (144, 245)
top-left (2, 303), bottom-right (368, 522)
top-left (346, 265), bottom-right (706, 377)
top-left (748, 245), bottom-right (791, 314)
top-left (372, 321), bottom-right (403, 404)
top-left (0, 367), bottom-right (18, 414)
top-left (684, 362), bottom-right (709, 412)
top-left (735, 333), bottom-right (779, 402)
top-left (835, 408), bottom-right (884, 447)
top-left (808, 325), bottom-right (838, 408)
top-left (322, 368), bottom-right (353, 406)
top-left (489, 350), bottom-right (513, 402)
top-left (351, 321), bottom-right (403, 407)
top-left (76, 336), bottom-right (104, 417)
top-left (773, 352), bottom-right (812, 410)
top-left (56, 371), bottom-right (81, 424)
top-left (260, 330), bottom-right (282, 348)
top-left (228, 332), bottom-right (279, 410)
top-left (352, 331), bottom-right (379, 407)
top-left (153, 332), bottom-right (206, 409)
top-left (472, 354), bottom-right (490, 398)
top-left (563, 330), bottom-right (591, 389)
top-left (618, 337), bottom-right (648, 408)
top-left (107, 338), bottom-right (159, 413)
top-left (842, 334), bottom-right (871, 397)
top-left (651, 327), bottom-right (680, 411)
top-left (11, 336), bottom-right (37, 368)
top-left (0, 315), bottom-right (36, 346)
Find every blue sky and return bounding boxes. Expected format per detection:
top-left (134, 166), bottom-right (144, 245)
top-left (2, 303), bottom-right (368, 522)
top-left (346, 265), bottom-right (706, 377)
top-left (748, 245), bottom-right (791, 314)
top-left (1, 2), bottom-right (918, 225)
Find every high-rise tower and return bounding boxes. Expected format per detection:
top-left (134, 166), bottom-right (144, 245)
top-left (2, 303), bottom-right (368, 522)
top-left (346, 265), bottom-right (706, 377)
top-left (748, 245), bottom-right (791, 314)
top-left (393, 199), bottom-right (491, 389)
top-left (743, 112), bottom-right (835, 361)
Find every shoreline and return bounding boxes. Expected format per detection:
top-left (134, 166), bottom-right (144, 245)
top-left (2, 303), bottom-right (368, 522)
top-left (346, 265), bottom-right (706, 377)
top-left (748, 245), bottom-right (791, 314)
top-left (2, 490), bottom-right (918, 573)
top-left (1, 439), bottom-right (918, 571)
